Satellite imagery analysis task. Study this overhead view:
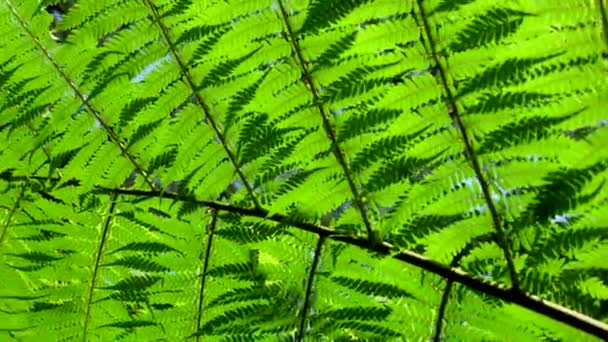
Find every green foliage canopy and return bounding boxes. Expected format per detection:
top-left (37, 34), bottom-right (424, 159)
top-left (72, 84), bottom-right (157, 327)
top-left (1, 0), bottom-right (608, 340)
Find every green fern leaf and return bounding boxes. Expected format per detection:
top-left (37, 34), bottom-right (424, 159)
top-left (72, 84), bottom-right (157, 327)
top-left (329, 276), bottom-right (415, 299)
top-left (449, 8), bottom-right (534, 51)
top-left (2, 0), bottom-right (607, 340)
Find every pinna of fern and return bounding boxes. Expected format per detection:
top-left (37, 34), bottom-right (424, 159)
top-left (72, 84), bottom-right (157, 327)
top-left (0, 0), bottom-right (607, 341)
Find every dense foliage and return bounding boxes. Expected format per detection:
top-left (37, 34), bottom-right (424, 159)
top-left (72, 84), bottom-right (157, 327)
top-left (1, 0), bottom-right (608, 340)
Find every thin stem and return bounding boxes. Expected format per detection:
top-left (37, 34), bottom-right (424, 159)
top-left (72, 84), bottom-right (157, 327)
top-left (195, 208), bottom-right (218, 341)
top-left (82, 191), bottom-right (118, 341)
top-left (297, 234), bottom-right (326, 341)
top-left (432, 233), bottom-right (494, 341)
top-left (433, 281), bottom-right (453, 342)
top-left (275, 0), bottom-right (377, 245)
top-left (598, 0), bottom-right (608, 48)
top-left (0, 185), bottom-right (25, 246)
top-left (140, 0), bottom-right (262, 209)
top-left (412, 0), bottom-right (520, 289)
top-left (5, 0), bottom-right (156, 191)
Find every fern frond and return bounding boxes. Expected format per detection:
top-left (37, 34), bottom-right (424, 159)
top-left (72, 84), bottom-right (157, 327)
top-left (2, 0), bottom-right (608, 340)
